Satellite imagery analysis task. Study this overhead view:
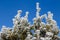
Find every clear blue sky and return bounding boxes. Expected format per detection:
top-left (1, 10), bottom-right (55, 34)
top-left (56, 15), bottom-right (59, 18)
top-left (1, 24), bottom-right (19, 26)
top-left (0, 0), bottom-right (60, 30)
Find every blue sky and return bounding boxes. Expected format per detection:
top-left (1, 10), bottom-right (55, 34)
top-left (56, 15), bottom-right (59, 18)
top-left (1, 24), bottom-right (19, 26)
top-left (0, 0), bottom-right (60, 30)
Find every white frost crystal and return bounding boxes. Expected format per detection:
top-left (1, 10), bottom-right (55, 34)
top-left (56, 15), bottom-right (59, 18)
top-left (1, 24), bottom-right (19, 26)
top-left (46, 32), bottom-right (53, 37)
top-left (15, 10), bottom-right (22, 19)
top-left (0, 2), bottom-right (60, 40)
